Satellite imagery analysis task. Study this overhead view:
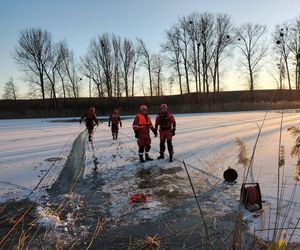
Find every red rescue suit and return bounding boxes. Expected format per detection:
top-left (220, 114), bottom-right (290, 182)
top-left (155, 111), bottom-right (176, 155)
top-left (109, 112), bottom-right (122, 139)
top-left (133, 113), bottom-right (156, 154)
top-left (81, 107), bottom-right (99, 139)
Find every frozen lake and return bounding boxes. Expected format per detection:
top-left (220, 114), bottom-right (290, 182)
top-left (0, 110), bottom-right (299, 248)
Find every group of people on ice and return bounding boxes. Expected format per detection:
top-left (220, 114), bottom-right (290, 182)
top-left (80, 104), bottom-right (176, 163)
top-left (133, 104), bottom-right (176, 162)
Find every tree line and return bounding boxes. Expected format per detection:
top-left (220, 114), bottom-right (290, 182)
top-left (3, 12), bottom-right (300, 102)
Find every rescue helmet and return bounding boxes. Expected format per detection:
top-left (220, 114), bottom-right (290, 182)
top-left (89, 106), bottom-right (96, 114)
top-left (140, 105), bottom-right (147, 112)
top-left (160, 103), bottom-right (168, 111)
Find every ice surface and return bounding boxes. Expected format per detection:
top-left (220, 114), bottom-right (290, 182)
top-left (1, 110), bottom-right (299, 242)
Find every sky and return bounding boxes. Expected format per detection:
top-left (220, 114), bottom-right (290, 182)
top-left (0, 0), bottom-right (299, 98)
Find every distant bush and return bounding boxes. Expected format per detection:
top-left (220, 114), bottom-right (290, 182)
top-left (1, 90), bottom-right (300, 119)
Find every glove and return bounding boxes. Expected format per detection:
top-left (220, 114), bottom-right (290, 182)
top-left (135, 131), bottom-right (139, 139)
top-left (120, 122), bottom-right (122, 128)
top-left (171, 128), bottom-right (175, 136)
top-left (134, 129), bottom-right (139, 138)
top-left (153, 129), bottom-right (158, 137)
top-left (108, 123), bottom-right (111, 127)
top-left (79, 119), bottom-right (82, 124)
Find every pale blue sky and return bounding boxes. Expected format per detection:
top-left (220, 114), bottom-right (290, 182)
top-left (0, 0), bottom-right (299, 97)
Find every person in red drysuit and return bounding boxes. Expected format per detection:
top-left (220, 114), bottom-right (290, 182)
top-left (132, 105), bottom-right (158, 163)
top-left (155, 104), bottom-right (176, 162)
top-left (108, 109), bottom-right (122, 140)
top-left (80, 106), bottom-right (99, 142)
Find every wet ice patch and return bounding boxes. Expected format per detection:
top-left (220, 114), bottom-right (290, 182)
top-left (96, 160), bottom-right (195, 224)
top-left (48, 130), bottom-right (87, 195)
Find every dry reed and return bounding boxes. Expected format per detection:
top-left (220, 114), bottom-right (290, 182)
top-left (235, 137), bottom-right (250, 183)
top-left (294, 163), bottom-right (300, 182)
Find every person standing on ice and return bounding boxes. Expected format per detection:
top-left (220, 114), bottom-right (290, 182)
top-left (108, 109), bottom-right (122, 140)
top-left (132, 105), bottom-right (158, 163)
top-left (155, 104), bottom-right (176, 162)
top-left (80, 106), bottom-right (99, 142)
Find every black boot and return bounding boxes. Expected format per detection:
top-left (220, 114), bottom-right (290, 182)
top-left (145, 154), bottom-right (153, 161)
top-left (139, 154), bottom-right (145, 163)
top-left (89, 135), bottom-right (92, 142)
top-left (169, 154), bottom-right (173, 162)
top-left (157, 153), bottom-right (164, 159)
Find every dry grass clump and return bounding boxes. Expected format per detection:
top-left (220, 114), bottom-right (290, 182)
top-left (236, 137), bottom-right (250, 167)
top-left (288, 126), bottom-right (300, 158)
top-left (278, 145), bottom-right (285, 168)
top-left (141, 235), bottom-right (160, 249)
top-left (236, 137), bottom-right (250, 183)
top-left (255, 237), bottom-right (268, 249)
top-left (288, 126), bottom-right (300, 181)
top-left (294, 162), bottom-right (300, 182)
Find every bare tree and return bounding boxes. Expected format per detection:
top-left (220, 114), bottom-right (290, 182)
top-left (112, 35), bottom-right (122, 97)
top-left (81, 37), bottom-right (105, 97)
top-left (131, 50), bottom-right (139, 96)
top-left (163, 25), bottom-right (184, 95)
top-left (14, 28), bottom-right (52, 102)
top-left (164, 12), bottom-right (233, 95)
top-left (3, 77), bottom-right (18, 100)
top-left (59, 48), bottom-right (81, 98)
top-left (197, 13), bottom-right (215, 93)
top-left (137, 38), bottom-right (154, 96)
top-left (272, 26), bottom-right (287, 90)
top-left (212, 13), bottom-right (233, 92)
top-left (82, 34), bottom-right (113, 97)
top-left (178, 17), bottom-right (191, 93)
top-left (119, 38), bottom-right (135, 97)
top-left (43, 41), bottom-right (66, 103)
top-left (82, 34), bottom-right (138, 97)
top-left (187, 12), bottom-right (232, 93)
top-left (187, 13), bottom-right (200, 92)
top-left (288, 17), bottom-right (300, 89)
top-left (152, 54), bottom-right (165, 96)
top-left (274, 25), bottom-right (293, 90)
top-left (234, 23), bottom-right (268, 91)
top-left (56, 41), bottom-right (69, 98)
top-left (26, 78), bottom-right (41, 99)
top-left (167, 75), bottom-right (175, 95)
top-left (99, 34), bottom-right (113, 97)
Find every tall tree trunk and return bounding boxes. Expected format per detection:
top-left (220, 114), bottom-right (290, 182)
top-left (284, 59), bottom-right (291, 89)
top-left (148, 65), bottom-right (153, 96)
top-left (40, 72), bottom-right (46, 109)
top-left (197, 44), bottom-right (201, 93)
top-left (184, 58), bottom-right (190, 93)
top-left (89, 78), bottom-right (91, 98)
top-left (192, 41), bottom-right (198, 92)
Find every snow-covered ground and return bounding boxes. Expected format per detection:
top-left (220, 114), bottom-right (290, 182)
top-left (0, 110), bottom-right (300, 245)
top-left (0, 118), bottom-right (83, 201)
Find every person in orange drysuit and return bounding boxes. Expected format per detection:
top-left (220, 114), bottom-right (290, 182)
top-left (108, 109), bottom-right (122, 140)
top-left (132, 105), bottom-right (158, 163)
top-left (155, 104), bottom-right (176, 162)
top-left (80, 106), bottom-right (99, 142)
